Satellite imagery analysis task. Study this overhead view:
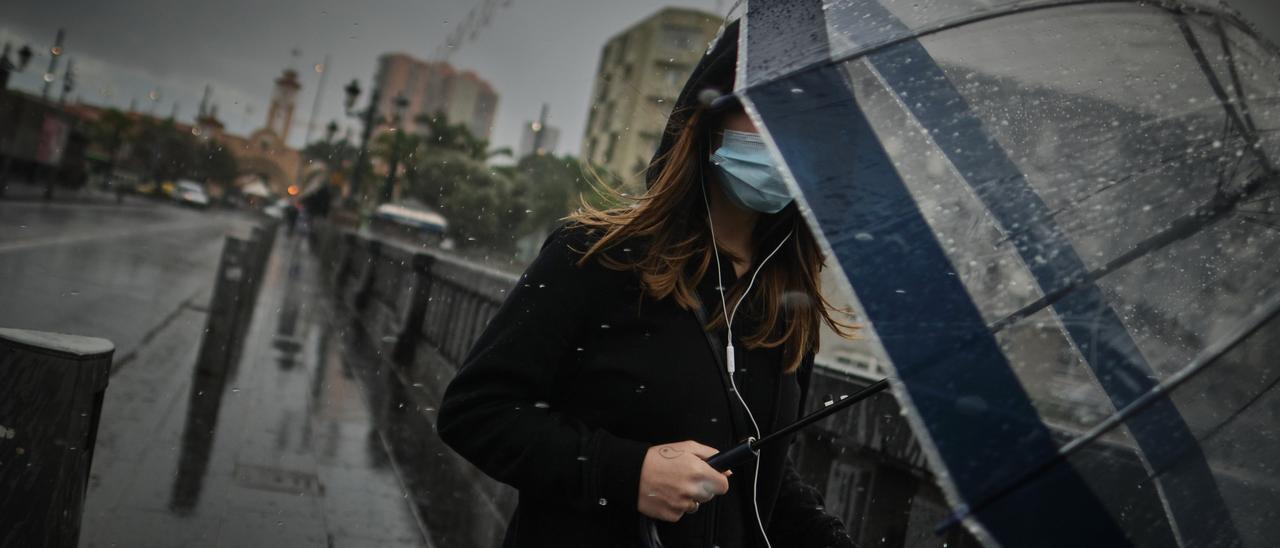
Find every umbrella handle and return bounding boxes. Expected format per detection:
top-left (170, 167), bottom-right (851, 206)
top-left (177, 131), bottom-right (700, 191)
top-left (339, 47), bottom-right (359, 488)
top-left (705, 439), bottom-right (758, 472)
top-left (638, 441), bottom-right (759, 547)
top-left (639, 515), bottom-right (664, 548)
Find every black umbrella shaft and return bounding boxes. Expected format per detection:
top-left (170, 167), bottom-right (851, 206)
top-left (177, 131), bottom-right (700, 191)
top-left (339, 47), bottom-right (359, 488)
top-left (705, 378), bottom-right (890, 472)
top-left (757, 378), bottom-right (890, 449)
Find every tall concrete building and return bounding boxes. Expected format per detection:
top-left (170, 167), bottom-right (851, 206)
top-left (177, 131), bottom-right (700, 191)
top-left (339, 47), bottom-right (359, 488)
top-left (519, 121), bottom-right (560, 158)
top-left (580, 7), bottom-right (721, 187)
top-left (374, 53), bottom-right (499, 141)
top-left (518, 104), bottom-right (560, 158)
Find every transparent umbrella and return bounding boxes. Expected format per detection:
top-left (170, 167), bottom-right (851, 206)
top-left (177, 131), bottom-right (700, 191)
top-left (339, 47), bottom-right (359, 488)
top-left (732, 0), bottom-right (1280, 546)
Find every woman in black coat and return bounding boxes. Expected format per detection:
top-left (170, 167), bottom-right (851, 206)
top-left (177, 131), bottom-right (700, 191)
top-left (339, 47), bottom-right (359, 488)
top-left (437, 20), bottom-right (858, 548)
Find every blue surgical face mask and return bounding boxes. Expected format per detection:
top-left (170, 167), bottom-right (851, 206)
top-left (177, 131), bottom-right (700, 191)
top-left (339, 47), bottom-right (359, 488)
top-left (709, 129), bottom-right (794, 214)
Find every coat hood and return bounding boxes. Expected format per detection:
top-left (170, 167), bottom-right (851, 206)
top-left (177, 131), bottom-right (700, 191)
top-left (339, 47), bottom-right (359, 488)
top-left (644, 19), bottom-right (740, 189)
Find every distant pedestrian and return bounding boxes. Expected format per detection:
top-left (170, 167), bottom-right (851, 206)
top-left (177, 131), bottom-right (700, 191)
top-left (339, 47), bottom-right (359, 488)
top-left (284, 201), bottom-right (299, 237)
top-left (437, 19), bottom-right (858, 548)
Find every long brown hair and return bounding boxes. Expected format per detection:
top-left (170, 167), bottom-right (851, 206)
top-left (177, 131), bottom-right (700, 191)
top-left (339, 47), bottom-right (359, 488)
top-left (567, 106), bottom-right (858, 373)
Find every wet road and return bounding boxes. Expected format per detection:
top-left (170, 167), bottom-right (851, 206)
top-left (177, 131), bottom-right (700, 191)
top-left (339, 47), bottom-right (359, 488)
top-left (0, 200), bottom-right (247, 365)
top-left (0, 200), bottom-right (430, 547)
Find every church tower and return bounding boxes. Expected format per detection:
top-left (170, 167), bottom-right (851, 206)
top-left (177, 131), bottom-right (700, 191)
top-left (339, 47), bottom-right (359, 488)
top-left (265, 69), bottom-right (301, 141)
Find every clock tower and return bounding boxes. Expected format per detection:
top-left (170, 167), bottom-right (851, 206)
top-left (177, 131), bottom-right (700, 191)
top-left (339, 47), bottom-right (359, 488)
top-left (265, 69), bottom-right (301, 142)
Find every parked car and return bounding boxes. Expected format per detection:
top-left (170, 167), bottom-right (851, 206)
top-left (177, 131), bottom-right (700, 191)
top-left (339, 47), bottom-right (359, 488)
top-left (134, 180), bottom-right (159, 196)
top-left (173, 180), bottom-right (210, 209)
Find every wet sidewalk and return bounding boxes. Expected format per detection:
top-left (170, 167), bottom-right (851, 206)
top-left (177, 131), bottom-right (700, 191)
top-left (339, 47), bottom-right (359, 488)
top-left (79, 228), bottom-right (430, 548)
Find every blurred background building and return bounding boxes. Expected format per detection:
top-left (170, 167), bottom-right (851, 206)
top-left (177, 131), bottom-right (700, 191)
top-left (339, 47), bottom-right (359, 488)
top-left (374, 53), bottom-right (499, 141)
top-left (580, 7), bottom-right (720, 188)
top-left (517, 103), bottom-right (559, 157)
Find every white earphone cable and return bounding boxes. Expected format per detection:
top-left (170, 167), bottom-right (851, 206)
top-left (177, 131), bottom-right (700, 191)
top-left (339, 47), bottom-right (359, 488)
top-left (700, 178), bottom-right (790, 548)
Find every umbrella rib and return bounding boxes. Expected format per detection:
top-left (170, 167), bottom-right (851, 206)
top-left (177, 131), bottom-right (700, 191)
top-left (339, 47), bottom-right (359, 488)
top-left (1238, 216), bottom-right (1280, 232)
top-left (985, 12), bottom-right (1280, 332)
top-left (1147, 366), bottom-right (1280, 480)
top-left (988, 171), bottom-right (1277, 333)
top-left (941, 285), bottom-right (1280, 534)
top-left (742, 0), bottom-right (1278, 101)
top-left (1176, 15), bottom-right (1275, 176)
top-left (1213, 17), bottom-right (1262, 138)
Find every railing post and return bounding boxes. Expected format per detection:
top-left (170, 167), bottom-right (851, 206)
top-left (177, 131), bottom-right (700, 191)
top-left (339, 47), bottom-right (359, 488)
top-left (392, 252), bottom-right (436, 365)
top-left (350, 239), bottom-right (380, 311)
top-left (196, 237), bottom-right (251, 374)
top-left (0, 328), bottom-right (114, 548)
top-left (332, 232), bottom-right (357, 294)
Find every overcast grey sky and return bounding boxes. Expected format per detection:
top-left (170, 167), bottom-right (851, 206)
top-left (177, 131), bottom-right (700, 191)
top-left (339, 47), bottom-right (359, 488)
top-left (2, 0), bottom-right (1275, 159)
top-left (1, 0), bottom-right (722, 157)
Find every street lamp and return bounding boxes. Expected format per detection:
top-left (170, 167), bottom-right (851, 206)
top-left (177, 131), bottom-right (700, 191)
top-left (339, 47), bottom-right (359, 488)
top-left (325, 120), bottom-right (339, 143)
top-left (342, 78), bottom-right (383, 214)
top-left (41, 29), bottom-right (65, 101)
top-left (380, 94), bottom-right (409, 204)
top-left (343, 79), bottom-right (361, 112)
top-left (0, 43), bottom-right (34, 90)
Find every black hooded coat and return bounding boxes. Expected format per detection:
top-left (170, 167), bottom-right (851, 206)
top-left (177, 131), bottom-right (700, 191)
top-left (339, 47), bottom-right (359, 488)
top-left (436, 20), bottom-right (856, 548)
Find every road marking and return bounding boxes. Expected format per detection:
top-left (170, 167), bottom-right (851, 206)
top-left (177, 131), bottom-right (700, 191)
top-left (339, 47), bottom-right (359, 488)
top-left (0, 219), bottom-right (228, 254)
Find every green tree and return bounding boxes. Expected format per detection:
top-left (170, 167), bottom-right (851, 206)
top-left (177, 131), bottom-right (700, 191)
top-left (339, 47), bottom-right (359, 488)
top-left (414, 113), bottom-right (509, 161)
top-left (196, 142), bottom-right (238, 184)
top-left (128, 118), bottom-right (201, 183)
top-left (402, 147), bottom-right (525, 250)
top-left (87, 109), bottom-right (136, 190)
top-left (302, 138), bottom-right (355, 173)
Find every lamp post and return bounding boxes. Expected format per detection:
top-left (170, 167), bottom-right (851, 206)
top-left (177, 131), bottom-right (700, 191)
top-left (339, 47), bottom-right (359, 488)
top-left (342, 78), bottom-right (383, 216)
top-left (0, 42), bottom-right (35, 197)
top-left (380, 94), bottom-right (409, 204)
top-left (40, 29), bottom-right (65, 101)
top-left (319, 120), bottom-right (340, 174)
top-left (0, 43), bottom-right (34, 91)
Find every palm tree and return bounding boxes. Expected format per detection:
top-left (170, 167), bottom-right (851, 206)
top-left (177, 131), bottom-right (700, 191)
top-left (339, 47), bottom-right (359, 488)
top-left (413, 112), bottom-right (509, 161)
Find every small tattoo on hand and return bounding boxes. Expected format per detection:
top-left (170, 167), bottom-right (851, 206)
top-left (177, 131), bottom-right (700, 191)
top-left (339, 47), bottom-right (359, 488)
top-left (658, 446), bottom-right (685, 459)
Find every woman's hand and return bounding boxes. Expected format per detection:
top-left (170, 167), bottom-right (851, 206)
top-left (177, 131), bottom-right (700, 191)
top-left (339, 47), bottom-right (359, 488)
top-left (637, 441), bottom-right (731, 522)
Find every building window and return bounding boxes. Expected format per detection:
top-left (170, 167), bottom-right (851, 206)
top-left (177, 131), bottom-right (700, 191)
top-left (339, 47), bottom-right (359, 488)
top-left (647, 95), bottom-right (673, 110)
top-left (613, 36), bottom-right (628, 64)
top-left (600, 102), bottom-right (615, 132)
top-left (604, 133), bottom-right (618, 163)
top-left (662, 66), bottom-right (685, 87)
top-left (639, 131), bottom-right (661, 155)
top-left (662, 24), bottom-right (703, 51)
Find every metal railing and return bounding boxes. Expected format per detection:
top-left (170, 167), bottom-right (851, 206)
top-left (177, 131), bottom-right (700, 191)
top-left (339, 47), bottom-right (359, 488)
top-left (308, 221), bottom-right (977, 548)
